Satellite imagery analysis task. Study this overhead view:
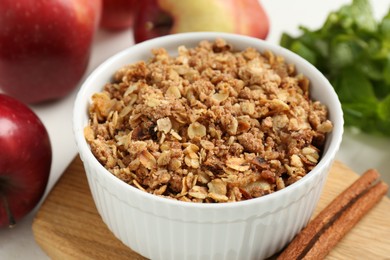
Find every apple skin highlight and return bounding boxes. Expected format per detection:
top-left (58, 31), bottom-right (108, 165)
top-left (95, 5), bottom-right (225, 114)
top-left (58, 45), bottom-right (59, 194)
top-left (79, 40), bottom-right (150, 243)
top-left (0, 0), bottom-right (102, 104)
top-left (133, 0), bottom-right (270, 43)
top-left (100, 0), bottom-right (138, 31)
top-left (0, 94), bottom-right (52, 228)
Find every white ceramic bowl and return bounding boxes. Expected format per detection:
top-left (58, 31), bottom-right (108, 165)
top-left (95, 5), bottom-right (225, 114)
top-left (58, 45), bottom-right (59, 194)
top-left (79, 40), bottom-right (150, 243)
top-left (73, 32), bottom-right (343, 260)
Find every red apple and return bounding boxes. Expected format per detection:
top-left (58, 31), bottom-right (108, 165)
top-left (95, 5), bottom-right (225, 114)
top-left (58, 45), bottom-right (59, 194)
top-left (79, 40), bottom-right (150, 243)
top-left (0, 94), bottom-right (52, 228)
top-left (133, 0), bottom-right (270, 43)
top-left (100, 0), bottom-right (139, 31)
top-left (0, 0), bottom-right (102, 104)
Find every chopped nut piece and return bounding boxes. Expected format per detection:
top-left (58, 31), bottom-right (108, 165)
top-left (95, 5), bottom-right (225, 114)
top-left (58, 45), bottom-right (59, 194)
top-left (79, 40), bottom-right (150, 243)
top-left (208, 192), bottom-right (229, 202)
top-left (189, 186), bottom-right (208, 199)
top-left (306, 154), bottom-right (319, 164)
top-left (84, 125), bottom-right (95, 142)
top-left (212, 90), bottom-right (229, 102)
top-left (226, 157), bottom-right (250, 172)
top-left (290, 154), bottom-right (303, 167)
top-left (90, 92), bottom-right (117, 120)
top-left (139, 150), bottom-right (157, 170)
top-left (241, 101), bottom-right (255, 116)
top-left (124, 83), bottom-right (139, 96)
top-left (227, 117), bottom-right (238, 135)
top-left (170, 129), bottom-right (183, 140)
top-left (146, 96), bottom-right (160, 107)
top-left (187, 122), bottom-right (207, 139)
top-left (200, 140), bottom-right (214, 150)
top-left (157, 150), bottom-right (171, 166)
top-left (133, 179), bottom-right (146, 191)
top-left (302, 146), bottom-right (320, 164)
top-left (208, 179), bottom-right (228, 202)
top-left (169, 158), bottom-right (182, 171)
top-left (154, 185), bottom-right (167, 195)
top-left (317, 120), bottom-right (333, 133)
top-left (184, 155), bottom-right (200, 169)
top-left (302, 147), bottom-right (316, 155)
top-left (157, 117), bottom-right (172, 134)
top-left (166, 85), bottom-right (182, 98)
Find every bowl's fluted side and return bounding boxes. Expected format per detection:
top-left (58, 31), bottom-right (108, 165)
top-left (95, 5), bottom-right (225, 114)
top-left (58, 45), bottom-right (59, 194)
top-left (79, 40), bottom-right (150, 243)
top-left (79, 152), bottom-right (332, 260)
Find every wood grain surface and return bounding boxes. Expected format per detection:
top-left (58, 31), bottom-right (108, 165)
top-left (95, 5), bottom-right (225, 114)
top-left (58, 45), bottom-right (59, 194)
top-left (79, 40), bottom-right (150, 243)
top-left (32, 156), bottom-right (390, 259)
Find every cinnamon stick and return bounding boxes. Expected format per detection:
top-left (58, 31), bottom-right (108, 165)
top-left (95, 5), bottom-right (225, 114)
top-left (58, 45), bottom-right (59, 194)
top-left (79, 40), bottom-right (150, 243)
top-left (277, 169), bottom-right (388, 260)
top-left (303, 181), bottom-right (388, 259)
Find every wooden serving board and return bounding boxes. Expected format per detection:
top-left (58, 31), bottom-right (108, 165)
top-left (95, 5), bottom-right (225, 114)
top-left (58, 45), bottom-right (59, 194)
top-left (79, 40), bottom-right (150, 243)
top-left (32, 156), bottom-right (390, 260)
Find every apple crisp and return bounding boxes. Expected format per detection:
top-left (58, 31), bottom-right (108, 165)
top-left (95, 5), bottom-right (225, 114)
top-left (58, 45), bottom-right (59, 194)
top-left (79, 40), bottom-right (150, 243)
top-left (84, 39), bottom-right (333, 203)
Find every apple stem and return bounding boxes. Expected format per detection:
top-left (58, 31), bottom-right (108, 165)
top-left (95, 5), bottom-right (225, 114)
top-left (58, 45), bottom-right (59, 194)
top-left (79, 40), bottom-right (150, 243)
top-left (1, 195), bottom-right (16, 228)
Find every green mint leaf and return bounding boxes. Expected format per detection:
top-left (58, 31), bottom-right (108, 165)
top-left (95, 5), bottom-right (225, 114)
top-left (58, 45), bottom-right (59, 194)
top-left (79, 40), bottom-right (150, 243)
top-left (336, 68), bottom-right (377, 103)
top-left (339, 0), bottom-right (377, 32)
top-left (280, 0), bottom-right (390, 137)
top-left (378, 94), bottom-right (390, 120)
top-left (382, 55), bottom-right (390, 84)
top-left (379, 11), bottom-right (390, 39)
top-left (289, 41), bottom-right (317, 64)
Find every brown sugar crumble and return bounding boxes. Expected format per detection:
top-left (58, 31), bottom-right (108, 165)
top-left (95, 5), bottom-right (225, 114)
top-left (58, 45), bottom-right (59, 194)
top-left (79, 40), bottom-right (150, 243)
top-left (84, 39), bottom-right (333, 203)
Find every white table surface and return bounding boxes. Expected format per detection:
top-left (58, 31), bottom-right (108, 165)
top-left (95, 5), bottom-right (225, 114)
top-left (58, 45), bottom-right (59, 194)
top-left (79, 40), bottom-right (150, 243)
top-left (1, 1), bottom-right (390, 259)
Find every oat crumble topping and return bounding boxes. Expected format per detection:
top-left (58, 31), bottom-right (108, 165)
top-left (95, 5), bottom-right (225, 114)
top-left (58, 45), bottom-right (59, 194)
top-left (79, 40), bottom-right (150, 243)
top-left (84, 39), bottom-right (333, 203)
